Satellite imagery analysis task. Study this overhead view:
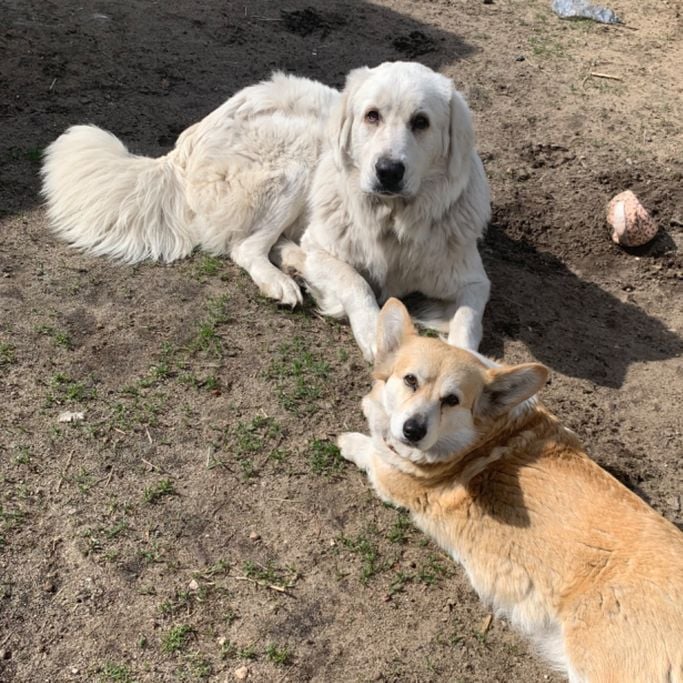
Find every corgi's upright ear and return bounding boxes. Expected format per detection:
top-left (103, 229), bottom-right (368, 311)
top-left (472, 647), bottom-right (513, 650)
top-left (475, 363), bottom-right (548, 419)
top-left (374, 298), bottom-right (416, 379)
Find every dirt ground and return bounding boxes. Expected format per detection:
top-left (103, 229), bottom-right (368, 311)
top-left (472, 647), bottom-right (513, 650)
top-left (1, 1), bottom-right (682, 681)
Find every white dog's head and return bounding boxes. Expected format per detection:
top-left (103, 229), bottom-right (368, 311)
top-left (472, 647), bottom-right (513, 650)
top-left (334, 61), bottom-right (475, 200)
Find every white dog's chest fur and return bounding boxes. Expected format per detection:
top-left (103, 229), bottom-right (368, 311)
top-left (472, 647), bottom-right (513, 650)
top-left (302, 152), bottom-right (488, 300)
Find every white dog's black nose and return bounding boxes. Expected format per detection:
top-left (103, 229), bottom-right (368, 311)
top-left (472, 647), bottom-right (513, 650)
top-left (403, 417), bottom-right (427, 443)
top-left (375, 158), bottom-right (405, 193)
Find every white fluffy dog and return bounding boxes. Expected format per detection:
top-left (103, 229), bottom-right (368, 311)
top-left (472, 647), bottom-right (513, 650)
top-left (42, 62), bottom-right (491, 359)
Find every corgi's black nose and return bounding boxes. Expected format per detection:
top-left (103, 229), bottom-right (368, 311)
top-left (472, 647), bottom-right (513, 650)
top-left (375, 158), bottom-right (405, 193)
top-left (403, 417), bottom-right (426, 443)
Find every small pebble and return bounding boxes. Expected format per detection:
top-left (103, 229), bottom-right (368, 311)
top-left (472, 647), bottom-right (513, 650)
top-left (188, 578), bottom-right (199, 592)
top-left (248, 531), bottom-right (260, 542)
top-left (234, 665), bottom-right (249, 680)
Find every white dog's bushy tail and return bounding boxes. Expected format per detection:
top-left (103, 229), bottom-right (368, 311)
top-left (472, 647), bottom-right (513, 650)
top-left (41, 125), bottom-right (195, 263)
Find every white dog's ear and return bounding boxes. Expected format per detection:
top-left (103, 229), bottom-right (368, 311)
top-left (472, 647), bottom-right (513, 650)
top-left (374, 298), bottom-right (416, 378)
top-left (475, 363), bottom-right (549, 419)
top-left (333, 67), bottom-right (371, 169)
top-left (446, 88), bottom-right (475, 195)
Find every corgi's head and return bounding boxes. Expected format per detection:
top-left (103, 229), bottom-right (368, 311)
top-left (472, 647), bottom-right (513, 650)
top-left (371, 299), bottom-right (549, 462)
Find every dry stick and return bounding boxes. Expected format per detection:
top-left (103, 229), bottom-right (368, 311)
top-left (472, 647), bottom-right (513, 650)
top-left (590, 72), bottom-right (623, 81)
top-left (145, 426), bottom-right (153, 444)
top-left (56, 450), bottom-right (75, 492)
top-left (276, 664), bottom-right (296, 683)
top-left (230, 575), bottom-right (296, 597)
top-left (141, 456), bottom-right (168, 475)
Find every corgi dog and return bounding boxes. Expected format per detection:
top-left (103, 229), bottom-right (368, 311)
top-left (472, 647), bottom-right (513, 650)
top-left (338, 298), bottom-right (683, 682)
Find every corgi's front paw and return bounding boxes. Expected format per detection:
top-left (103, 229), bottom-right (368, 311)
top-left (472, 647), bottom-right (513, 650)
top-left (337, 432), bottom-right (373, 471)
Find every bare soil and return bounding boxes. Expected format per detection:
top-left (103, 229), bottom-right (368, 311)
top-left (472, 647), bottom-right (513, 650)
top-left (1, 1), bottom-right (681, 682)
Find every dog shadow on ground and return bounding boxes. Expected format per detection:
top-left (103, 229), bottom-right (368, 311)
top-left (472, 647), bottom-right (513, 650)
top-left (480, 222), bottom-right (682, 389)
top-left (1, 0), bottom-right (476, 218)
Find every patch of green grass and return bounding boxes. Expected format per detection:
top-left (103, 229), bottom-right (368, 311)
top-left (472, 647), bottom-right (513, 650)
top-left (388, 570), bottom-right (414, 596)
top-left (220, 640), bottom-right (238, 659)
top-left (266, 337), bottom-right (330, 414)
top-left (0, 342), bottom-right (16, 366)
top-left (195, 255), bottom-right (223, 278)
top-left (139, 361), bottom-right (173, 388)
top-left (160, 591), bottom-right (192, 616)
top-left (75, 467), bottom-right (93, 494)
top-left (228, 416), bottom-right (284, 479)
top-left (47, 372), bottom-right (96, 405)
top-left (387, 511), bottom-right (412, 544)
top-left (105, 519), bottom-right (128, 539)
top-left (25, 147), bottom-right (43, 163)
top-left (339, 530), bottom-right (384, 584)
top-left (265, 644), bottom-right (292, 666)
top-left (309, 439), bottom-right (344, 476)
top-left (528, 34), bottom-right (566, 59)
top-left (13, 446), bottom-right (31, 466)
top-left (243, 560), bottom-right (297, 590)
top-left (36, 324), bottom-right (73, 350)
top-left (418, 328), bottom-right (440, 338)
top-left (161, 624), bottom-right (193, 654)
top-left (0, 505), bottom-right (27, 534)
top-left (186, 654), bottom-right (212, 679)
top-left (417, 554), bottom-right (450, 586)
top-left (238, 645), bottom-right (257, 661)
top-left (144, 479), bottom-right (176, 504)
top-left (111, 392), bottom-right (165, 431)
top-left (99, 662), bottom-right (133, 683)
top-left (188, 295), bottom-right (232, 357)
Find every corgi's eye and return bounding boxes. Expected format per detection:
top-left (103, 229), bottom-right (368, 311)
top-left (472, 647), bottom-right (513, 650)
top-left (442, 394), bottom-right (460, 407)
top-left (403, 374), bottom-right (418, 390)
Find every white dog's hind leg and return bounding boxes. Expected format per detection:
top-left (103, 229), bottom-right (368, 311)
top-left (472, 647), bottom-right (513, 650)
top-left (231, 230), bottom-right (302, 307)
top-left (337, 432), bottom-right (374, 471)
top-left (301, 248), bottom-right (379, 361)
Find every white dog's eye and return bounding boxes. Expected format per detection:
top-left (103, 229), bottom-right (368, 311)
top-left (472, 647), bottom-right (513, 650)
top-left (410, 114), bottom-right (430, 132)
top-left (365, 109), bottom-right (381, 125)
top-left (442, 394), bottom-right (460, 407)
top-left (403, 374), bottom-right (418, 390)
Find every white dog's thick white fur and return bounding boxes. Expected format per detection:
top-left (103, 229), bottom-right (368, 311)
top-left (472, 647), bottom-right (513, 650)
top-left (42, 62), bottom-right (490, 358)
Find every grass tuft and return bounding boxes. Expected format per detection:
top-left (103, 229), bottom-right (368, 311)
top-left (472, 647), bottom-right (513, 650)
top-left (309, 439), bottom-right (344, 476)
top-left (144, 479), bottom-right (176, 504)
top-left (161, 624), bottom-right (193, 653)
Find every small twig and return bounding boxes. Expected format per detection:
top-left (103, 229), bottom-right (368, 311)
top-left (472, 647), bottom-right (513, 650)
top-left (230, 575), bottom-right (296, 597)
top-left (479, 613), bottom-right (493, 636)
top-left (589, 71), bottom-right (623, 81)
top-left (113, 427), bottom-right (128, 436)
top-left (56, 451), bottom-right (74, 492)
top-left (145, 426), bottom-right (153, 444)
top-left (141, 457), bottom-right (168, 474)
top-left (105, 468), bottom-right (114, 487)
top-left (276, 664), bottom-right (296, 683)
top-left (49, 77), bottom-right (57, 91)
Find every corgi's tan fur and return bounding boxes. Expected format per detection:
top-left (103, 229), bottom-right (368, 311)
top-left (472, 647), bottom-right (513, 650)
top-left (339, 298), bottom-right (683, 683)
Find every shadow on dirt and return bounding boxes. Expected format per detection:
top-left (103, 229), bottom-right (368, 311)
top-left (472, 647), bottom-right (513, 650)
top-left (481, 221), bottom-right (682, 388)
top-left (0, 0), bottom-right (476, 218)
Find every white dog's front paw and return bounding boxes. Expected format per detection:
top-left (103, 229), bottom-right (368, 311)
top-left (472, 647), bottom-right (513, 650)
top-left (259, 270), bottom-right (303, 308)
top-left (337, 432), bottom-right (373, 471)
